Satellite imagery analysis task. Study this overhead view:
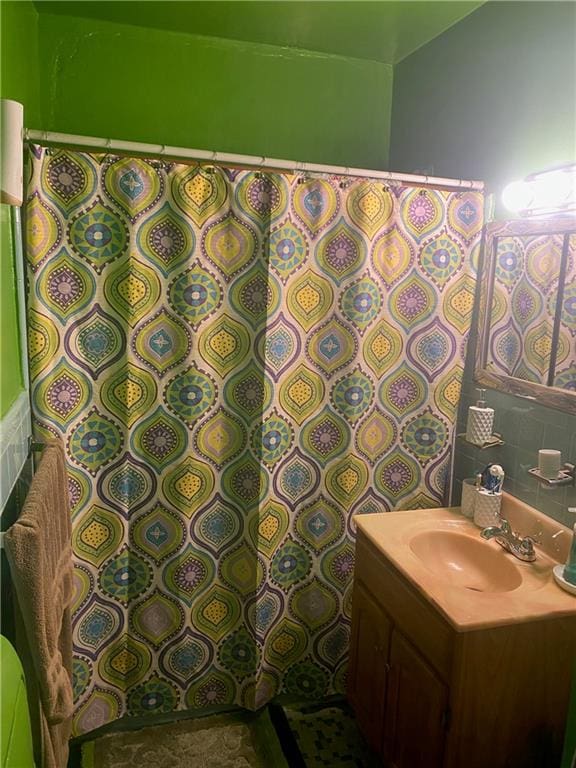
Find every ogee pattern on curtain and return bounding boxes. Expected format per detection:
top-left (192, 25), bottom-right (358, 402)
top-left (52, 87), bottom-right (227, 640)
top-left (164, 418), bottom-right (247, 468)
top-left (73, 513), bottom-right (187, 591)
top-left (25, 146), bottom-right (483, 735)
top-left (487, 233), bottom-right (575, 386)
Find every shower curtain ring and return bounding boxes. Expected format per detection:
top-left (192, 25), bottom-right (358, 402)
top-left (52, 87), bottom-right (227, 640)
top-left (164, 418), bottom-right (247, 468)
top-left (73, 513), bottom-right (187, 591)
top-left (211, 151), bottom-right (218, 162)
top-left (159, 144), bottom-right (166, 156)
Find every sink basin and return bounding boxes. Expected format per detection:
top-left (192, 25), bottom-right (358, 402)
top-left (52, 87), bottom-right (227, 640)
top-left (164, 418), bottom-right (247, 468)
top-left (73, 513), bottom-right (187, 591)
top-left (409, 530), bottom-right (523, 593)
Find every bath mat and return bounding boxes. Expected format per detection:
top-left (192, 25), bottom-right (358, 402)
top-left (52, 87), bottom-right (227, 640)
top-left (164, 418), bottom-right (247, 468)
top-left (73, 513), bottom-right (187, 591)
top-left (272, 701), bottom-right (380, 768)
top-left (80, 708), bottom-right (289, 768)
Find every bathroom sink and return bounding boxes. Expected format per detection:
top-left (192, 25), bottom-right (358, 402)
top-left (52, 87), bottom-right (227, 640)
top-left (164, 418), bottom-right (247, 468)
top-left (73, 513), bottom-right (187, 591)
top-left (409, 530), bottom-right (522, 592)
top-left (353, 495), bottom-right (575, 630)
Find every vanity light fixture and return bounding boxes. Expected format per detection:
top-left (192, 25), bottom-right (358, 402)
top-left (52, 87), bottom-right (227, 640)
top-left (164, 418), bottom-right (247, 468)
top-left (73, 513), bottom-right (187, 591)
top-left (502, 163), bottom-right (576, 217)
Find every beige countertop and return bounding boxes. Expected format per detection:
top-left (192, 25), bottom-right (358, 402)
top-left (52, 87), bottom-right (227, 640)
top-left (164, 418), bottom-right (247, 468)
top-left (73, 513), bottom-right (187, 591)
top-left (354, 494), bottom-right (576, 631)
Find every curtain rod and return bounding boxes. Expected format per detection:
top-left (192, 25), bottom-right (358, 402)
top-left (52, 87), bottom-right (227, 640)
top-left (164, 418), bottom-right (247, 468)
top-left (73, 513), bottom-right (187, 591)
top-left (24, 129), bottom-right (484, 191)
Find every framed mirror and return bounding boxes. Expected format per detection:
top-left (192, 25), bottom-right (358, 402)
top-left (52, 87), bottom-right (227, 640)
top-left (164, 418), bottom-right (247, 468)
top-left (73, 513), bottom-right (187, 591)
top-left (475, 216), bottom-right (576, 414)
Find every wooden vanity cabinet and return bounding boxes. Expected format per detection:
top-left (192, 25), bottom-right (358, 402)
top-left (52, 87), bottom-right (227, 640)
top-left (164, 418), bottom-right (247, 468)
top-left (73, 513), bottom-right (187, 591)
top-left (348, 530), bottom-right (576, 768)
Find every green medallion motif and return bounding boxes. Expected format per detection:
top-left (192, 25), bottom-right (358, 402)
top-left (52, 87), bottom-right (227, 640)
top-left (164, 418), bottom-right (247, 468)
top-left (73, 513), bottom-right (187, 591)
top-left (162, 544), bottom-right (215, 607)
top-left (279, 363), bottom-right (324, 426)
top-left (164, 364), bottom-right (217, 428)
top-left (131, 406), bottom-right (188, 473)
top-left (67, 466), bottom-right (92, 519)
top-left (131, 589), bottom-right (184, 649)
top-left (219, 626), bottom-right (261, 682)
top-left (35, 247), bottom-right (96, 323)
top-left (202, 211), bottom-right (258, 282)
top-left (294, 495), bottom-right (344, 554)
top-left (104, 257), bottom-right (161, 328)
top-left (250, 409), bottom-right (294, 466)
top-left (268, 217), bottom-right (308, 283)
top-left (41, 150), bottom-right (97, 214)
top-left (100, 363), bottom-right (158, 428)
top-left (194, 406), bottom-right (247, 469)
top-left (284, 658), bottom-right (329, 700)
top-left (73, 657), bottom-right (92, 702)
top-left (247, 499), bottom-right (290, 559)
top-left (74, 505), bottom-right (124, 567)
top-left (171, 165), bottom-right (228, 227)
top-left (99, 545), bottom-right (152, 606)
top-left (185, 667), bottom-right (235, 709)
top-left (300, 405), bottom-right (350, 468)
top-left (191, 585), bottom-right (242, 643)
top-left (270, 536), bottom-right (311, 592)
top-left (339, 274), bottom-right (382, 335)
top-left (401, 408), bottom-right (448, 464)
top-left (363, 318), bottom-right (403, 378)
top-left (315, 217), bottom-right (366, 285)
top-left (330, 367), bottom-right (374, 424)
top-left (286, 269), bottom-right (334, 332)
top-left (131, 503), bottom-right (186, 566)
top-left (132, 308), bottom-right (192, 378)
top-left (103, 157), bottom-right (163, 222)
top-left (69, 198), bottom-right (128, 272)
top-left (199, 313), bottom-right (251, 378)
top-left (220, 542), bottom-right (265, 598)
top-left (26, 193), bottom-right (61, 271)
top-left (379, 362), bottom-right (427, 420)
top-left (33, 357), bottom-right (92, 429)
top-left (127, 673), bottom-right (179, 716)
top-left (98, 635), bottom-right (152, 690)
top-left (374, 447), bottom-right (420, 501)
top-left (192, 494), bottom-right (244, 558)
top-left (289, 577), bottom-right (339, 633)
top-left (223, 361), bottom-right (273, 423)
top-left (137, 201), bottom-right (194, 277)
top-left (64, 304), bottom-right (126, 380)
top-left (229, 261), bottom-right (281, 329)
top-left (222, 452), bottom-right (269, 511)
top-left (264, 618), bottom-right (307, 671)
top-left (168, 262), bottom-right (222, 330)
top-left (324, 454), bottom-right (368, 510)
top-left (27, 309), bottom-right (60, 379)
top-left (68, 407), bottom-right (123, 475)
top-left (162, 456), bottom-right (215, 519)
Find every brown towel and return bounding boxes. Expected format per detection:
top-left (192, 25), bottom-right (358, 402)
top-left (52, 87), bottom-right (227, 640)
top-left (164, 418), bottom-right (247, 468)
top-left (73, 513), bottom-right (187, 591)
top-left (5, 439), bottom-right (74, 768)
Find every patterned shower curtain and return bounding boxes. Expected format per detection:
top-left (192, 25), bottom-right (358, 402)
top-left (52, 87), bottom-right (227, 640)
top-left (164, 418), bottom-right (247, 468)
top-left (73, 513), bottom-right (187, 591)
top-left (25, 146), bottom-right (483, 735)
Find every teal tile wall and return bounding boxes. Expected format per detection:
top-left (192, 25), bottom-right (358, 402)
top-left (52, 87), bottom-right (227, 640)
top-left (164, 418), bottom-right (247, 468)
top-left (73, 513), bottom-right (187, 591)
top-left (454, 336), bottom-right (576, 527)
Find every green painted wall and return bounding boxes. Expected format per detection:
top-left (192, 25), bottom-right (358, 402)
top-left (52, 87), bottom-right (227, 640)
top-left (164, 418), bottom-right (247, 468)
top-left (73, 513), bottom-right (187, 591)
top-left (390, 1), bottom-right (575, 192)
top-left (0, 206), bottom-right (23, 416)
top-left (38, 13), bottom-right (393, 169)
top-left (1, 0), bottom-right (41, 126)
top-left (0, 0), bottom-right (40, 417)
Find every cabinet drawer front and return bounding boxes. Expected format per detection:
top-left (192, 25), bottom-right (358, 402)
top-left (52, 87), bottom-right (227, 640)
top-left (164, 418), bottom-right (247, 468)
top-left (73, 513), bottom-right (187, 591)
top-left (355, 532), bottom-right (453, 680)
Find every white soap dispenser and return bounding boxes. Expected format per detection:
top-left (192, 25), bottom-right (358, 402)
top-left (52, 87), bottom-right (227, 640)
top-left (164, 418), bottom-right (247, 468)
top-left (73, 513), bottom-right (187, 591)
top-left (465, 388), bottom-right (494, 446)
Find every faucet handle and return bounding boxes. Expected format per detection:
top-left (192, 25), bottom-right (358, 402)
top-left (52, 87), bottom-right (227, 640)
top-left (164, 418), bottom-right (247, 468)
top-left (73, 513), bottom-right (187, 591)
top-left (498, 517), bottom-right (512, 534)
top-left (520, 537), bottom-right (536, 557)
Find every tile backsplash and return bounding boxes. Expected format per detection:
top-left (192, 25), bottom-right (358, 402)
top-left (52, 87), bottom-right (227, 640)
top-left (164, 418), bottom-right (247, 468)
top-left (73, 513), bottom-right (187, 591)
top-left (453, 379), bottom-right (576, 528)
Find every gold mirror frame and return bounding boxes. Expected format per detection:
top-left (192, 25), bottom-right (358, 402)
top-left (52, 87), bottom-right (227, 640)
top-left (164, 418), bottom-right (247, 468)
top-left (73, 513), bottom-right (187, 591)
top-left (475, 216), bottom-right (576, 415)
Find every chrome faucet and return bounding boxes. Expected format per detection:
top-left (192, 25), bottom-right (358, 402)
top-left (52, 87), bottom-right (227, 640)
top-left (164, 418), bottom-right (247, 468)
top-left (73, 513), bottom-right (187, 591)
top-left (480, 517), bottom-right (536, 562)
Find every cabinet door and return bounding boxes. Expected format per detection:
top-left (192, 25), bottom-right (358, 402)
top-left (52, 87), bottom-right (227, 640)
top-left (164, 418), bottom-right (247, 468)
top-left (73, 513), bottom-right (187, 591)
top-left (383, 629), bottom-right (448, 768)
top-left (347, 581), bottom-right (392, 754)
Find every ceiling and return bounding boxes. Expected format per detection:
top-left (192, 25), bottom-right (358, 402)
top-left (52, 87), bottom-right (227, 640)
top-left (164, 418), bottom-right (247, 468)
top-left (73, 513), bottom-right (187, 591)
top-left (33, 1), bottom-right (484, 64)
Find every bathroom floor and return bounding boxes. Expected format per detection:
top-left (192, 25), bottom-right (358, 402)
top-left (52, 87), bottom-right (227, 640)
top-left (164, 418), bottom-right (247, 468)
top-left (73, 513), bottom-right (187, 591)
top-left (72, 699), bottom-right (379, 768)
top-left (271, 700), bottom-right (381, 767)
